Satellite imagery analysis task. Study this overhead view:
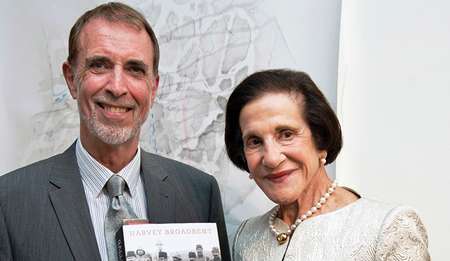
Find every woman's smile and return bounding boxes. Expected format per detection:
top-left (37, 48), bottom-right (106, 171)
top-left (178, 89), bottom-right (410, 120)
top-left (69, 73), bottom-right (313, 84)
top-left (265, 169), bottom-right (296, 183)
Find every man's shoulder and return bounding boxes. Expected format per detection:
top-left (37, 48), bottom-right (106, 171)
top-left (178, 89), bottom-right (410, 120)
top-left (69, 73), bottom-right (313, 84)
top-left (0, 156), bottom-right (57, 203)
top-left (140, 150), bottom-right (215, 182)
top-left (2, 155), bottom-right (55, 180)
top-left (0, 148), bottom-right (72, 187)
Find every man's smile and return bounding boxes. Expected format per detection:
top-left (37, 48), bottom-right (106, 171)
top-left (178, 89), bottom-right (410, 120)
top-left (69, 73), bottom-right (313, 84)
top-left (97, 103), bottom-right (132, 113)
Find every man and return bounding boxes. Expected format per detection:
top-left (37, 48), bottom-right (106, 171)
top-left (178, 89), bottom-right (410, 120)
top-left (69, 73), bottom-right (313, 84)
top-left (195, 245), bottom-right (206, 261)
top-left (188, 252), bottom-right (197, 261)
top-left (0, 2), bottom-right (230, 261)
top-left (211, 247), bottom-right (221, 261)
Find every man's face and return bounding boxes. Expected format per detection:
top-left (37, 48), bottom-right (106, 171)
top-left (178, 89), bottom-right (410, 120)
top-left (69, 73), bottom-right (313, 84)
top-left (63, 18), bottom-right (159, 146)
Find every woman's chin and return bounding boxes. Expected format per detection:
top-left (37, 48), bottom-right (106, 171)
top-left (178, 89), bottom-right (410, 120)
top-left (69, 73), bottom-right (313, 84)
top-left (267, 194), bottom-right (297, 207)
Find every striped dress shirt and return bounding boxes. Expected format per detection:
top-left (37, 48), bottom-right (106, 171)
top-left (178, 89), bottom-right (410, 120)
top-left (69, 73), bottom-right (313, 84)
top-left (75, 139), bottom-right (148, 261)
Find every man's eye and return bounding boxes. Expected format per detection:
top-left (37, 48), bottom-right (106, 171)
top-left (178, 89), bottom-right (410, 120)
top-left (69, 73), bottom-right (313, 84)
top-left (88, 61), bottom-right (109, 73)
top-left (92, 62), bottom-right (104, 68)
top-left (128, 66), bottom-right (145, 75)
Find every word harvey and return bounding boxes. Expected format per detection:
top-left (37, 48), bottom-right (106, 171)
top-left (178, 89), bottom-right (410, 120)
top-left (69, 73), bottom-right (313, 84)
top-left (127, 227), bottom-right (214, 237)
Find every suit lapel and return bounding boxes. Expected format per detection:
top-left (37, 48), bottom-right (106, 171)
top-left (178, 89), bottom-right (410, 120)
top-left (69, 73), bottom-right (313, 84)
top-left (48, 143), bottom-right (101, 261)
top-left (140, 151), bottom-right (176, 223)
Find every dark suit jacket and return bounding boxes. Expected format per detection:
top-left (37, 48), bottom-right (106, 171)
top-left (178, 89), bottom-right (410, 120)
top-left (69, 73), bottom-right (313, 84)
top-left (0, 143), bottom-right (230, 261)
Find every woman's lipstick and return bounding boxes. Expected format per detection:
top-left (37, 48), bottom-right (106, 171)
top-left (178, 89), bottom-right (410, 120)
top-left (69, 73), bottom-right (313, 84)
top-left (266, 169), bottom-right (295, 183)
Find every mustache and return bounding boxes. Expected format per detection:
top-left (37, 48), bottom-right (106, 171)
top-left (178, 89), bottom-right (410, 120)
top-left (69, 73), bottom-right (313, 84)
top-left (93, 93), bottom-right (137, 108)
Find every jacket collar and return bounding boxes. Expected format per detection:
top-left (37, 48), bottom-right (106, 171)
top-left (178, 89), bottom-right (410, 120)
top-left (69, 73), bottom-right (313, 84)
top-left (48, 142), bottom-right (102, 261)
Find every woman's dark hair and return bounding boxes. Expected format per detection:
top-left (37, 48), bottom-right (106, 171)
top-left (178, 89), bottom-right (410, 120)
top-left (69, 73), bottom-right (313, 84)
top-left (224, 69), bottom-right (342, 172)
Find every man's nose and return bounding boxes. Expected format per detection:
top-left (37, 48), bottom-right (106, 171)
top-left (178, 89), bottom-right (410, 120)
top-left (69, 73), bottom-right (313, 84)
top-left (262, 140), bottom-right (286, 168)
top-left (107, 66), bottom-right (128, 97)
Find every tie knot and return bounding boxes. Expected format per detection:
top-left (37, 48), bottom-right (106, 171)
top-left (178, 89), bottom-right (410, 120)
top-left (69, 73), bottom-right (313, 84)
top-left (106, 175), bottom-right (126, 197)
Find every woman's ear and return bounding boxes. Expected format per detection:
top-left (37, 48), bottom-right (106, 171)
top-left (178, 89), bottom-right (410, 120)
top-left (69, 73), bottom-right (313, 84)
top-left (319, 151), bottom-right (328, 165)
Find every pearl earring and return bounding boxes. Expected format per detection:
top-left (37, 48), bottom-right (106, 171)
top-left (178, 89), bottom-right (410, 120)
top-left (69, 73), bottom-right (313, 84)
top-left (320, 158), bottom-right (326, 165)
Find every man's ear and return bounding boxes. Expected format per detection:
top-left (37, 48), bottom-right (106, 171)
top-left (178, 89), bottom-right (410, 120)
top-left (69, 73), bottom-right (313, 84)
top-left (150, 74), bottom-right (160, 104)
top-left (62, 61), bottom-right (78, 99)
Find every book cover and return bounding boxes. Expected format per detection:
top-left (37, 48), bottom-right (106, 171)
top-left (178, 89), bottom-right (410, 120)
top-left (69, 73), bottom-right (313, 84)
top-left (117, 222), bottom-right (222, 261)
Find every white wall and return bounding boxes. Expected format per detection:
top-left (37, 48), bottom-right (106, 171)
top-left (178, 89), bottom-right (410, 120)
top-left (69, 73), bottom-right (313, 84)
top-left (0, 0), bottom-right (94, 174)
top-left (262, 0), bottom-right (341, 109)
top-left (0, 0), bottom-right (52, 174)
top-left (338, 1), bottom-right (450, 259)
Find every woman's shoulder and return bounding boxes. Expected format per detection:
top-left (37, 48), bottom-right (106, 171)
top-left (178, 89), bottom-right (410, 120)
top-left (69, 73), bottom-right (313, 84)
top-left (374, 203), bottom-right (430, 260)
top-left (344, 197), bottom-right (430, 260)
top-left (333, 186), bottom-right (411, 219)
top-left (348, 197), bottom-right (423, 223)
top-left (234, 206), bottom-right (276, 238)
top-left (232, 207), bottom-right (279, 261)
top-left (337, 197), bottom-right (421, 228)
top-left (351, 197), bottom-right (399, 213)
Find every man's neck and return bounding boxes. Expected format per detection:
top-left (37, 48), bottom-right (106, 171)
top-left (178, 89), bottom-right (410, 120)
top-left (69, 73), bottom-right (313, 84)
top-left (79, 135), bottom-right (139, 173)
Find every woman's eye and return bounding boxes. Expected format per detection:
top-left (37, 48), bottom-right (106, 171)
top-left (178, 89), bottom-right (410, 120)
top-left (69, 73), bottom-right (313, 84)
top-left (280, 130), bottom-right (294, 140)
top-left (245, 137), bottom-right (261, 149)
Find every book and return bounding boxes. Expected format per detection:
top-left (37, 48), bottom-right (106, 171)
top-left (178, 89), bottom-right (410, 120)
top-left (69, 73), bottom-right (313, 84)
top-left (116, 221), bottom-right (222, 261)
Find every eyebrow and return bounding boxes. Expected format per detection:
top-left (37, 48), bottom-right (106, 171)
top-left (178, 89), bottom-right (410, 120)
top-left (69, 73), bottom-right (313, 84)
top-left (275, 125), bottom-right (304, 133)
top-left (241, 133), bottom-right (254, 141)
top-left (85, 55), bottom-right (111, 65)
top-left (241, 125), bottom-right (304, 140)
top-left (84, 56), bottom-right (149, 71)
top-left (125, 59), bottom-right (149, 72)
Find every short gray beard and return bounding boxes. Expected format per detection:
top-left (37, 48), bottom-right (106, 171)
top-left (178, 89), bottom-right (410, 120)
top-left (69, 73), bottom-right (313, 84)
top-left (83, 109), bottom-right (141, 145)
top-left (74, 74), bottom-right (148, 145)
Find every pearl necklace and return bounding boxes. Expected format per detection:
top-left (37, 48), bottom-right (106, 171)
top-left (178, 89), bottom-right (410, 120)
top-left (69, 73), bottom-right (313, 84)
top-left (269, 181), bottom-right (338, 245)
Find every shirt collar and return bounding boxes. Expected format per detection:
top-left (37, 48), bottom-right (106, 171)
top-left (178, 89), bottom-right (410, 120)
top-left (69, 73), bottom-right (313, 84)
top-left (75, 139), bottom-right (141, 197)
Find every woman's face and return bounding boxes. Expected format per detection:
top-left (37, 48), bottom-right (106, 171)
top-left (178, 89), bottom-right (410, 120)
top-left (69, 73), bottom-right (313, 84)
top-left (239, 92), bottom-right (326, 205)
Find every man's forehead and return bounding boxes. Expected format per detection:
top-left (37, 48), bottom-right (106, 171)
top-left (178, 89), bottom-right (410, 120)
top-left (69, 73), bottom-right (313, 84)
top-left (77, 18), bottom-right (153, 60)
top-left (78, 18), bottom-right (145, 41)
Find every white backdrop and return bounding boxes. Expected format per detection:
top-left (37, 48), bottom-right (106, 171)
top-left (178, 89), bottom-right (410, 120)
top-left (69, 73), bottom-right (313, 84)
top-left (0, 0), bottom-right (341, 241)
top-left (338, 0), bottom-right (450, 259)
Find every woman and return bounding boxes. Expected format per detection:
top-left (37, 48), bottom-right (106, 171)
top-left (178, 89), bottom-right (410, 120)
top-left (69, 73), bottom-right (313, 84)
top-left (224, 69), bottom-right (430, 260)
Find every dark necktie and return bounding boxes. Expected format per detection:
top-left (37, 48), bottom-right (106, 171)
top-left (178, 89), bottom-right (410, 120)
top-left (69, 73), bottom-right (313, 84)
top-left (104, 174), bottom-right (137, 261)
